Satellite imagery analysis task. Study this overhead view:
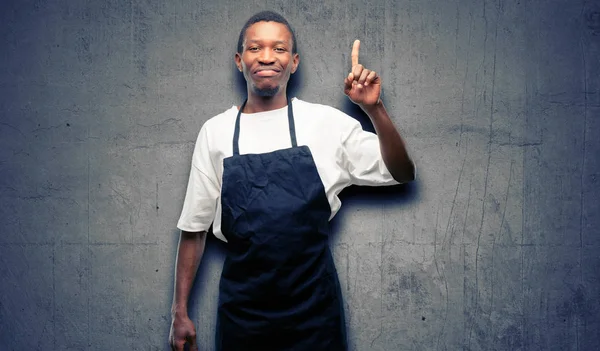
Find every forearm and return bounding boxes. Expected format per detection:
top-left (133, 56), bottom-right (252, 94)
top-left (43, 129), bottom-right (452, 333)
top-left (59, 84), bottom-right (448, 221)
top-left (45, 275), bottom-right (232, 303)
top-left (171, 230), bottom-right (207, 318)
top-left (361, 101), bottom-right (416, 183)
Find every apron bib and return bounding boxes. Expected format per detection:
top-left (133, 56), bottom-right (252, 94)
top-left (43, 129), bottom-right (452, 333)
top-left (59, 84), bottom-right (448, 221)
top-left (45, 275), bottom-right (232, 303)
top-left (216, 99), bottom-right (347, 351)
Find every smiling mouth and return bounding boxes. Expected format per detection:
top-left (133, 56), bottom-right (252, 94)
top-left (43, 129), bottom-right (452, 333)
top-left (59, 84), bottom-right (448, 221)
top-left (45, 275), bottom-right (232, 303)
top-left (255, 69), bottom-right (280, 77)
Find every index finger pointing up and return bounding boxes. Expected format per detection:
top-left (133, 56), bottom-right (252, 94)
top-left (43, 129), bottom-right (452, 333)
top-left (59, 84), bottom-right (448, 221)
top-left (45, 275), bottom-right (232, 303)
top-left (351, 39), bottom-right (360, 67)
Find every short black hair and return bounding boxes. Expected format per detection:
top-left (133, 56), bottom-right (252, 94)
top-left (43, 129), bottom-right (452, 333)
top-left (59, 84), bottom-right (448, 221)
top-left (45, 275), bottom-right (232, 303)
top-left (237, 11), bottom-right (297, 54)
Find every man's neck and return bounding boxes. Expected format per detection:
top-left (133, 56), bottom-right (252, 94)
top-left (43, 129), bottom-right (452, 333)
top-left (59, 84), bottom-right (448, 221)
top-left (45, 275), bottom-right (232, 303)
top-left (242, 90), bottom-right (289, 114)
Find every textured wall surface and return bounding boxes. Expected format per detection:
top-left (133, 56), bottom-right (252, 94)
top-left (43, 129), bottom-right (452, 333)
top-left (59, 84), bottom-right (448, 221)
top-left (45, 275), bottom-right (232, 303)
top-left (1, 0), bottom-right (599, 350)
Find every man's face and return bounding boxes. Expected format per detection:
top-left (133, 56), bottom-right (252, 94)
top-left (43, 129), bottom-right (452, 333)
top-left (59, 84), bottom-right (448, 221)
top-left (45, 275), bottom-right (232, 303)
top-left (235, 21), bottom-right (299, 97)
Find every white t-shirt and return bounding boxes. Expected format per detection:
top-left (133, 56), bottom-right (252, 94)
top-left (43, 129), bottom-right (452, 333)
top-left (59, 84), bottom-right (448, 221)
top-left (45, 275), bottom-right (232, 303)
top-left (177, 98), bottom-right (401, 241)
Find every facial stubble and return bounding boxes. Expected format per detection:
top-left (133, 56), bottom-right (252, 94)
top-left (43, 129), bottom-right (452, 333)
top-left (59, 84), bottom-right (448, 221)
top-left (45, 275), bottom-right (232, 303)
top-left (253, 84), bottom-right (280, 97)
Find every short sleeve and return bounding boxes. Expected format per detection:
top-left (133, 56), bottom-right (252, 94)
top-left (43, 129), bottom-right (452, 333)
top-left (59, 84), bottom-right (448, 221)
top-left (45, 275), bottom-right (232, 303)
top-left (340, 118), bottom-right (400, 187)
top-left (176, 124), bottom-right (220, 232)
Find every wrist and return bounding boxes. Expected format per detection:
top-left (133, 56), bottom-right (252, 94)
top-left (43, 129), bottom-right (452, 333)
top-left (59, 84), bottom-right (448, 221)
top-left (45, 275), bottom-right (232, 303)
top-left (360, 98), bottom-right (384, 116)
top-left (171, 304), bottom-right (189, 319)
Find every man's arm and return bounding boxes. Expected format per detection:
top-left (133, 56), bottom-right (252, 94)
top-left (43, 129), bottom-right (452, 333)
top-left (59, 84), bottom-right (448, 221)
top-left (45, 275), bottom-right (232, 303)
top-left (360, 101), bottom-right (415, 183)
top-left (169, 230), bottom-right (206, 351)
top-left (343, 39), bottom-right (415, 183)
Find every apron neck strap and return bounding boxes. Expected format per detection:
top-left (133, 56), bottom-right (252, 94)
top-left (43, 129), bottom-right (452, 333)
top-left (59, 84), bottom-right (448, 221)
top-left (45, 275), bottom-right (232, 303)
top-left (233, 97), bottom-right (297, 156)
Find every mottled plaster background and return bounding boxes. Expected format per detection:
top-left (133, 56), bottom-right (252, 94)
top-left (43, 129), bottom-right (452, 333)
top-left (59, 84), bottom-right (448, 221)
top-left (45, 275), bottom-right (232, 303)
top-left (1, 0), bottom-right (599, 350)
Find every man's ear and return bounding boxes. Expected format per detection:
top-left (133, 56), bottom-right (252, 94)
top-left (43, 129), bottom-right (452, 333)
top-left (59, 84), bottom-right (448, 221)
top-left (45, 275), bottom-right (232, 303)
top-left (291, 53), bottom-right (299, 74)
top-left (234, 52), bottom-right (243, 72)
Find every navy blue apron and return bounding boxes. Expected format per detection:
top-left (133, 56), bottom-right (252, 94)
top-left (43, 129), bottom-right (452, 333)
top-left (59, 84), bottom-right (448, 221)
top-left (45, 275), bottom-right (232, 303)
top-left (216, 99), bottom-right (347, 351)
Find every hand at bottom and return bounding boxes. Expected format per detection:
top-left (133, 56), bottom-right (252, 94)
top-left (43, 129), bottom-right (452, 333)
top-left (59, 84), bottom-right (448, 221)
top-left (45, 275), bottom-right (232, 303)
top-left (169, 315), bottom-right (198, 351)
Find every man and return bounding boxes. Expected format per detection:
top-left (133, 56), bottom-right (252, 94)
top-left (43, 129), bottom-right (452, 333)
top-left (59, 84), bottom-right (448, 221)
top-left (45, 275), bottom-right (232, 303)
top-left (169, 10), bottom-right (415, 351)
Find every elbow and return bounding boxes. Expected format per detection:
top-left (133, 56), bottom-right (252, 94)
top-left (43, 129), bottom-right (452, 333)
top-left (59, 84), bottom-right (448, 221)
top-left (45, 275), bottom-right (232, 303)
top-left (391, 161), bottom-right (416, 184)
top-left (393, 172), bottom-right (415, 184)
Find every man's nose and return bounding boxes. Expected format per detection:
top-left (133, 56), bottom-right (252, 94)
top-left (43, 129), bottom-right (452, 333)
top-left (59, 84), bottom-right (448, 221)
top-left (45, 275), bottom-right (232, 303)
top-left (258, 49), bottom-right (275, 64)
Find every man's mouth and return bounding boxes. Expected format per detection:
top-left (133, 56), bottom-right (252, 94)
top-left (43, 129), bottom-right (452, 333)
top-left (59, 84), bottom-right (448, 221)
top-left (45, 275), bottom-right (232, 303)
top-left (255, 68), bottom-right (280, 77)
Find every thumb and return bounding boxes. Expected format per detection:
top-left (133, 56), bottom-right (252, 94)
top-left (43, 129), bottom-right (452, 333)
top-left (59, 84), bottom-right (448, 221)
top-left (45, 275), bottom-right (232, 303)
top-left (188, 334), bottom-right (198, 351)
top-left (344, 72), bottom-right (354, 96)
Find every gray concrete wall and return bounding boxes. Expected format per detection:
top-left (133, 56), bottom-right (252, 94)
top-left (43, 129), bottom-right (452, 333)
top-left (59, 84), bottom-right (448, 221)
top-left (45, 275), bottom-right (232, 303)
top-left (1, 0), bottom-right (599, 350)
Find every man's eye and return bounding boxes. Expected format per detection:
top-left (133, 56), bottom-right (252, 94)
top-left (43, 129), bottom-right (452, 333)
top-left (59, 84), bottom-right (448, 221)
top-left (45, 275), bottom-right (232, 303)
top-left (248, 47), bottom-right (259, 51)
top-left (275, 47), bottom-right (286, 52)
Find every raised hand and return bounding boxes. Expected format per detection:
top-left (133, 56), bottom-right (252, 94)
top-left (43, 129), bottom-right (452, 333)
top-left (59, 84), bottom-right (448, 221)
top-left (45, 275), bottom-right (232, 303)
top-left (343, 39), bottom-right (381, 107)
